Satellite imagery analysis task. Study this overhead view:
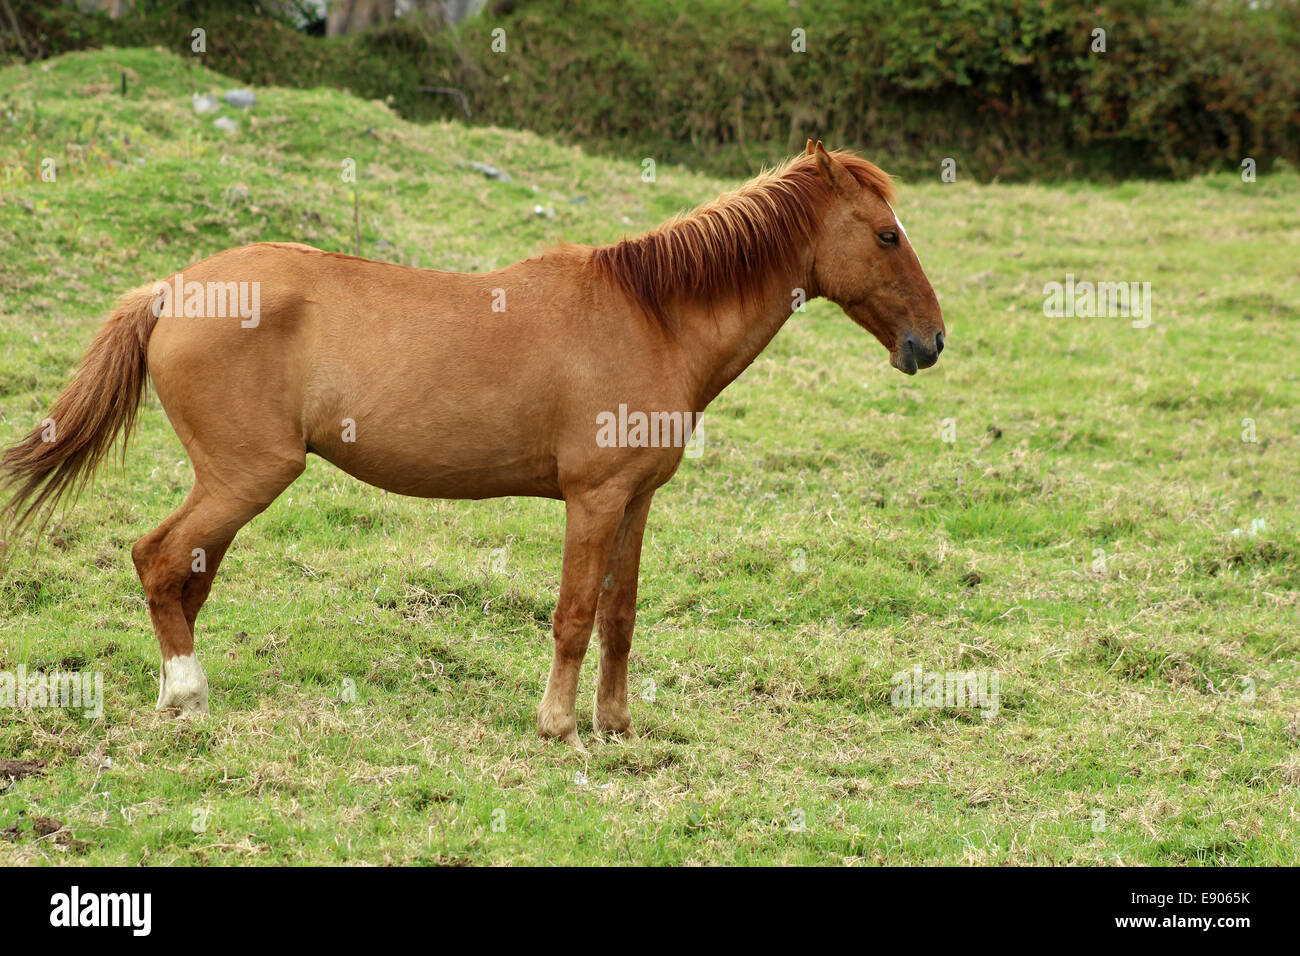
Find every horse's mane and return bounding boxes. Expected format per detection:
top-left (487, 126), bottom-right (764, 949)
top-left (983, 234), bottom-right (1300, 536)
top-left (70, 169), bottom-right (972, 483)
top-left (589, 150), bottom-right (894, 327)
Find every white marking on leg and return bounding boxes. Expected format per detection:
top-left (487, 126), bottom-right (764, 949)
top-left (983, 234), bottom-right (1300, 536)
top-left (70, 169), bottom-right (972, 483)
top-left (157, 653), bottom-right (209, 714)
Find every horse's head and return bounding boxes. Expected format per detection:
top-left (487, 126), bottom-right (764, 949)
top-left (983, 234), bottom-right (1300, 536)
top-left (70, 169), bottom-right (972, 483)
top-left (807, 142), bottom-right (945, 375)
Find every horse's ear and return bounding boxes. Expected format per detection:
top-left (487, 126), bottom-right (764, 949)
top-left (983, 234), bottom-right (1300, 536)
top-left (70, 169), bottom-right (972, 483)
top-left (805, 138), bottom-right (816, 156)
top-left (814, 142), bottom-right (857, 196)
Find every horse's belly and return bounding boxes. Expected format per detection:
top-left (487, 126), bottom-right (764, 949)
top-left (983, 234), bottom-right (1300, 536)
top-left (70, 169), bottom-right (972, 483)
top-left (300, 334), bottom-right (567, 500)
top-left (310, 437), bottom-right (562, 501)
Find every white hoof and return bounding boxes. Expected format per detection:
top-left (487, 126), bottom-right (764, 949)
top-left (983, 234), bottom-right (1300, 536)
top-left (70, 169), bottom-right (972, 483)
top-left (157, 654), bottom-right (209, 714)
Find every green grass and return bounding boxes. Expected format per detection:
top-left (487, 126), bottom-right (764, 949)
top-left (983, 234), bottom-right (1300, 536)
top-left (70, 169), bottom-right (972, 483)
top-left (1, 47), bottom-right (1298, 866)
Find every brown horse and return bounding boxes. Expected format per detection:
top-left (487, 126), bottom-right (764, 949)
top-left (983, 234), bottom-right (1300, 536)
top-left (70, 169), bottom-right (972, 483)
top-left (0, 142), bottom-right (944, 746)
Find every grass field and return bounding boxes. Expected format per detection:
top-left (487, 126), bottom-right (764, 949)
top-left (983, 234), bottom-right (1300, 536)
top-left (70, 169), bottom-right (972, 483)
top-left (1, 48), bottom-right (1297, 866)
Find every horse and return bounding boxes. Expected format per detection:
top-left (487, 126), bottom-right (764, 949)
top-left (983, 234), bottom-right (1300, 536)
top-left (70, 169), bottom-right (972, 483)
top-left (0, 141), bottom-right (944, 747)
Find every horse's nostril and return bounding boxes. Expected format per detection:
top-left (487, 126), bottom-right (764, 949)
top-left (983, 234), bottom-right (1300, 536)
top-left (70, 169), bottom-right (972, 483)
top-left (934, 331), bottom-right (945, 355)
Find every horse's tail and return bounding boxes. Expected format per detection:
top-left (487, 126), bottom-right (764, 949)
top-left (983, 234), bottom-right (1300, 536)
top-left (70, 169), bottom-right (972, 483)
top-left (0, 286), bottom-right (160, 548)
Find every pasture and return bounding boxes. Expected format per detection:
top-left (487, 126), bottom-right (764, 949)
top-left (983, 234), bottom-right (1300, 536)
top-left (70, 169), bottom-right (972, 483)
top-left (1, 48), bottom-right (1297, 865)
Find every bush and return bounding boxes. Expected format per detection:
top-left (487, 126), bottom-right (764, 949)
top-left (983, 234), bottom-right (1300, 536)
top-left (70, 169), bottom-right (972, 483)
top-left (3, 0), bottom-right (1297, 181)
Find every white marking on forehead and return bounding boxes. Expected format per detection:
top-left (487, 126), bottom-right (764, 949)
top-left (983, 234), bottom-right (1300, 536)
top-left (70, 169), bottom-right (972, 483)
top-left (886, 200), bottom-right (924, 268)
top-left (886, 201), bottom-right (909, 241)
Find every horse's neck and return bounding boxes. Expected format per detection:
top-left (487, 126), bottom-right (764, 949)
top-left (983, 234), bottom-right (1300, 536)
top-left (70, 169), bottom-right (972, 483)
top-left (679, 262), bottom-right (812, 410)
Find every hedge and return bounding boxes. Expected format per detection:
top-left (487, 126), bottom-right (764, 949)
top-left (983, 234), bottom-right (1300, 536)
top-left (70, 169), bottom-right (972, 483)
top-left (3, 0), bottom-right (1298, 181)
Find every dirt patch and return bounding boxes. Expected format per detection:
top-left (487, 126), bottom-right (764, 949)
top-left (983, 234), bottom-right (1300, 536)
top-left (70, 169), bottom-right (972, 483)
top-left (0, 758), bottom-right (46, 782)
top-left (0, 813), bottom-right (91, 852)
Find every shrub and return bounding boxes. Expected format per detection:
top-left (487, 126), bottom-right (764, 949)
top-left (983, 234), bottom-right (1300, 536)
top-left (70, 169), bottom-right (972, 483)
top-left (3, 0), bottom-right (1296, 181)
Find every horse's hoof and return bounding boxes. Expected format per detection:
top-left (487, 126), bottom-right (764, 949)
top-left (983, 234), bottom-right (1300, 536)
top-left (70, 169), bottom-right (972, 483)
top-left (538, 726), bottom-right (586, 750)
top-left (155, 697), bottom-right (209, 717)
top-left (538, 725), bottom-right (586, 750)
top-left (156, 705), bottom-right (209, 720)
top-left (593, 707), bottom-right (634, 739)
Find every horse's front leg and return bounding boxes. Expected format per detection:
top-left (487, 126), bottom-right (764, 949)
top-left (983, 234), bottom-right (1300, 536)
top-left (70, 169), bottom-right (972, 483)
top-left (593, 491), bottom-right (654, 737)
top-left (538, 491), bottom-right (629, 748)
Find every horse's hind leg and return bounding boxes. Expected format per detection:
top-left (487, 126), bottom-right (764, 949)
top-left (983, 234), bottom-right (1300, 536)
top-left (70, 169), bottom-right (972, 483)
top-left (181, 540), bottom-right (229, 634)
top-left (133, 460), bottom-right (303, 713)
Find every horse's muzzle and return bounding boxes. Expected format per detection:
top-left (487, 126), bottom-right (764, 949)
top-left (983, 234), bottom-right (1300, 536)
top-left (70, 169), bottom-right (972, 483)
top-left (893, 330), bottom-right (944, 375)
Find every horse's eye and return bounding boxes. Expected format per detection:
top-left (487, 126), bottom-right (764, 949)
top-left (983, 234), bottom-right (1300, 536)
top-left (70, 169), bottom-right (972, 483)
top-left (877, 230), bottom-right (899, 246)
